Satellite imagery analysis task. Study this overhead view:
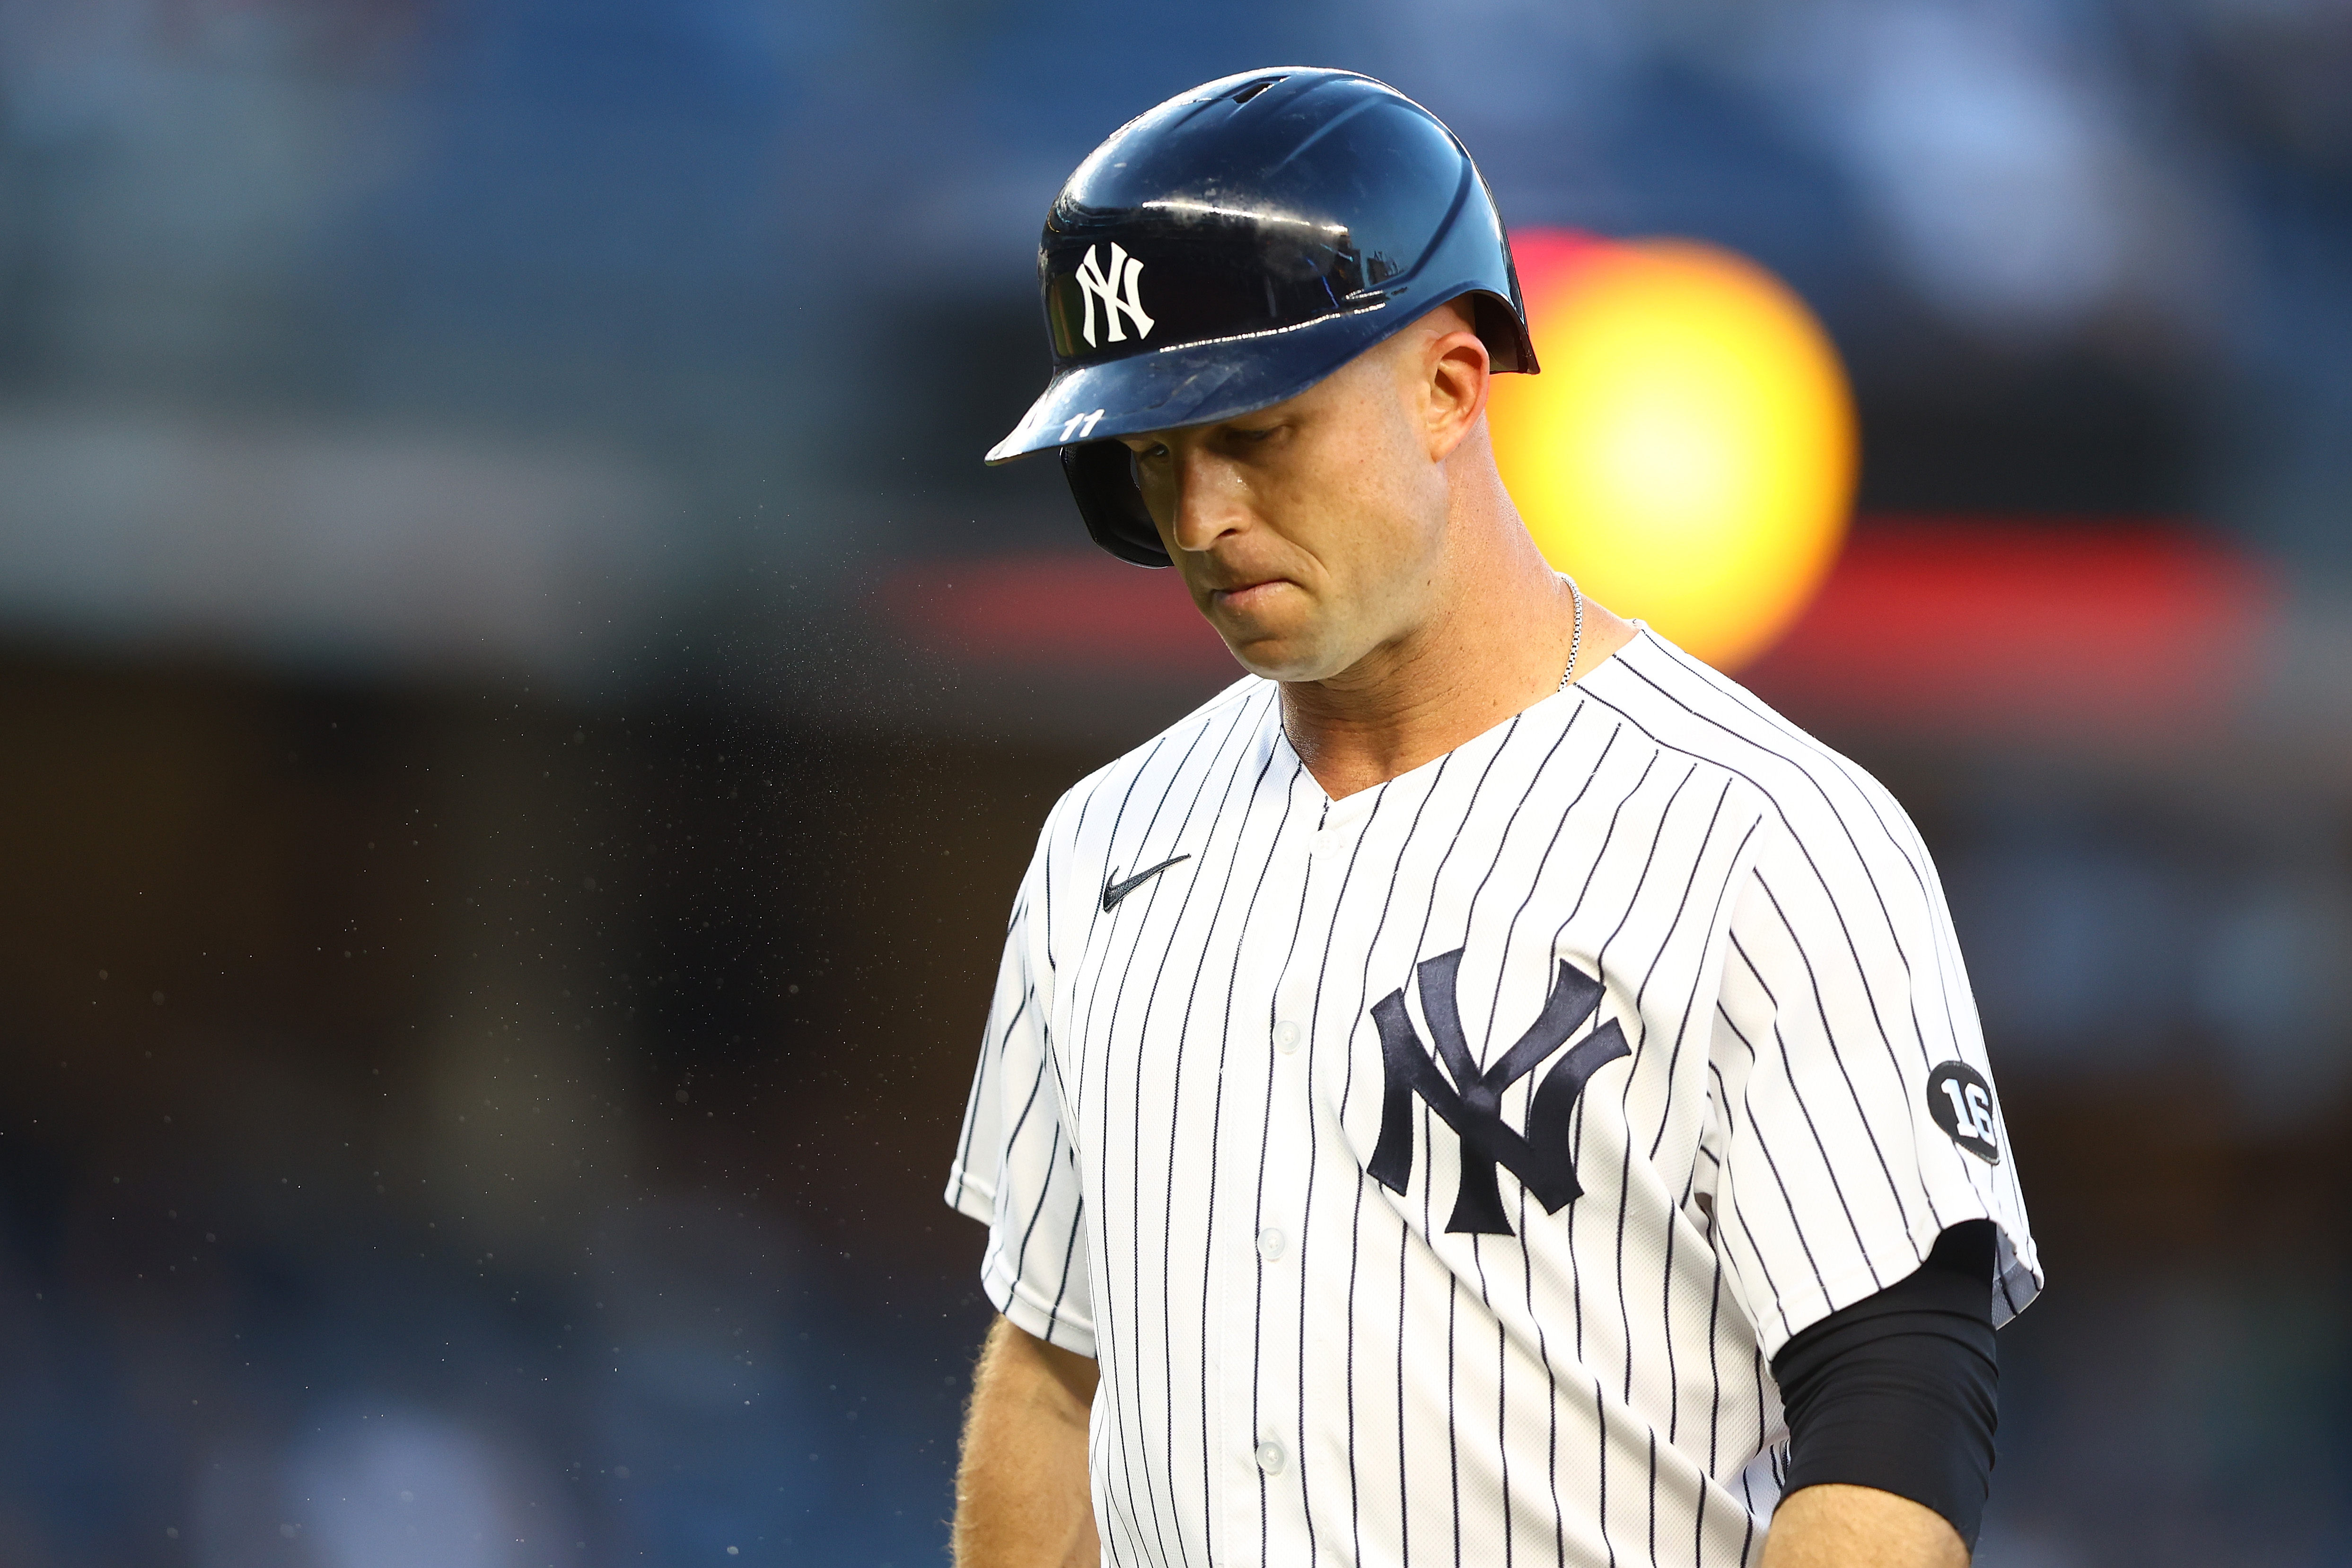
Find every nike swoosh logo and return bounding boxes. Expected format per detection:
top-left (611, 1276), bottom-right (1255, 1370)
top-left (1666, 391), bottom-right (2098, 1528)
top-left (1101, 854), bottom-right (1192, 911)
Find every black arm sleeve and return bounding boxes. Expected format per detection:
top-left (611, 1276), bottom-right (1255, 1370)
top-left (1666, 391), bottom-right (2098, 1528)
top-left (1770, 1219), bottom-right (2000, 1550)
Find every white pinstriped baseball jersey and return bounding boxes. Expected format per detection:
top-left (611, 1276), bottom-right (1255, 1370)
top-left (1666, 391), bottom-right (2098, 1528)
top-left (947, 626), bottom-right (2041, 1568)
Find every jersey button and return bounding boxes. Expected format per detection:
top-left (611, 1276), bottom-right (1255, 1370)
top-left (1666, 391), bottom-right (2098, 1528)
top-left (1255, 1437), bottom-right (1287, 1475)
top-left (1256, 1226), bottom-right (1287, 1261)
top-left (1273, 1019), bottom-right (1302, 1054)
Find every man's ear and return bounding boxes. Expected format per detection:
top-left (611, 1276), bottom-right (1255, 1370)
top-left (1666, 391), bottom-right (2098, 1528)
top-left (1421, 301), bottom-right (1492, 462)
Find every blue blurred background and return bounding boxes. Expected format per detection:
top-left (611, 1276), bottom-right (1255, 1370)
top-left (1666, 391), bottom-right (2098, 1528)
top-left (0, 1), bottom-right (2348, 1564)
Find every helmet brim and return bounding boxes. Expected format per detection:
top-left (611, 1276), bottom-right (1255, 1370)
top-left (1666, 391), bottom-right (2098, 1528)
top-left (987, 296), bottom-right (1419, 465)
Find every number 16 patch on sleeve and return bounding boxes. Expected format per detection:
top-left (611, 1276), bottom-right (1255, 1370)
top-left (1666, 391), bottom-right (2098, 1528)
top-left (1927, 1061), bottom-right (2003, 1164)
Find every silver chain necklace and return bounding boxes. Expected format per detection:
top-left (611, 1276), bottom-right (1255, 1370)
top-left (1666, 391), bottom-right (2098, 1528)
top-left (1556, 573), bottom-right (1585, 693)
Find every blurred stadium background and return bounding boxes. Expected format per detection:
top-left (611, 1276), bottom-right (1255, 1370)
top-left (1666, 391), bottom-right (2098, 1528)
top-left (0, 1), bottom-right (2348, 1564)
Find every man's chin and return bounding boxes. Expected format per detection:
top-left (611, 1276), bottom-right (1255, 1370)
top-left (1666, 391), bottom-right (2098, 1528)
top-left (1215, 628), bottom-right (1347, 684)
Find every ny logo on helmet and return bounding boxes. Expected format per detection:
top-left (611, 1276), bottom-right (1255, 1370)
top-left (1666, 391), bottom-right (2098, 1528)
top-left (1074, 243), bottom-right (1155, 348)
top-left (1369, 948), bottom-right (1630, 1235)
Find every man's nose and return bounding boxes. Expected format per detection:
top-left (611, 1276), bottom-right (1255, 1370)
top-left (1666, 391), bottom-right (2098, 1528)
top-left (1166, 447), bottom-right (1249, 554)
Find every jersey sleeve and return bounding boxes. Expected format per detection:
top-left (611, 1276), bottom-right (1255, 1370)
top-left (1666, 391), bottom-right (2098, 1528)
top-left (1702, 809), bottom-right (2041, 1363)
top-left (943, 834), bottom-right (1097, 1357)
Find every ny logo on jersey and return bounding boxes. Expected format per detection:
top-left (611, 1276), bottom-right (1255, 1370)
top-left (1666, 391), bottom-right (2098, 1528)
top-left (1369, 948), bottom-right (1630, 1235)
top-left (1073, 243), bottom-right (1154, 348)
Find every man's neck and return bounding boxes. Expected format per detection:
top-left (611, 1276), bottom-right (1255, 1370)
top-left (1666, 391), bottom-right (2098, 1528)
top-left (1280, 539), bottom-right (1638, 801)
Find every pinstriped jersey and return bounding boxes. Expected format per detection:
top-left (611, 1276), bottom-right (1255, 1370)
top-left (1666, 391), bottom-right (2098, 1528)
top-left (947, 627), bottom-right (2042, 1568)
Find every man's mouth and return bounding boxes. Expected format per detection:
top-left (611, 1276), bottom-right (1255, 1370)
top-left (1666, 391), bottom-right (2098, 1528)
top-left (1209, 578), bottom-right (1287, 612)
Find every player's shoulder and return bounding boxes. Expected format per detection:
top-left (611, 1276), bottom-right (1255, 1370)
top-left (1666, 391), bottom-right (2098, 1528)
top-left (1577, 626), bottom-right (1929, 875)
top-left (1038, 671), bottom-right (1277, 854)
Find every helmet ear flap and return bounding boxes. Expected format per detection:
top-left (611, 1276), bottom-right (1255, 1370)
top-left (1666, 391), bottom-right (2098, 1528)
top-left (1062, 441), bottom-right (1171, 567)
top-left (1469, 291), bottom-right (1539, 376)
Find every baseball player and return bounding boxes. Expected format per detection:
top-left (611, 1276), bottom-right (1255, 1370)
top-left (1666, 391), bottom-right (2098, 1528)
top-left (946, 69), bottom-right (2040, 1568)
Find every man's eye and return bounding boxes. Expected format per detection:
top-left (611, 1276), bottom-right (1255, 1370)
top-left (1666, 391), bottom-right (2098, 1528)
top-left (1237, 426), bottom-right (1278, 442)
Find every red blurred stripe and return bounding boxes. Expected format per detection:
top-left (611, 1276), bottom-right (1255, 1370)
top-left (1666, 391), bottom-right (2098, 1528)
top-left (877, 554), bottom-right (1231, 675)
top-left (1743, 521), bottom-right (2277, 734)
top-left (878, 522), bottom-right (2280, 735)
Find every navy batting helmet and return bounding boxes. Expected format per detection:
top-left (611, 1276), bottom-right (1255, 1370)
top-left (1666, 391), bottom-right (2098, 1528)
top-left (987, 68), bottom-right (1538, 567)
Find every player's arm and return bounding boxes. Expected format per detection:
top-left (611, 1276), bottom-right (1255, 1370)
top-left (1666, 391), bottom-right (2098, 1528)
top-left (1759, 1221), bottom-right (1998, 1567)
top-left (1709, 795), bottom-right (2038, 1566)
top-left (953, 1314), bottom-right (1100, 1568)
top-left (1761, 1485), bottom-right (1966, 1568)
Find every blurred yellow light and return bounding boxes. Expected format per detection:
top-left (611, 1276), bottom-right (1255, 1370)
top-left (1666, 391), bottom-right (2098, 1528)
top-left (1488, 232), bottom-right (1857, 670)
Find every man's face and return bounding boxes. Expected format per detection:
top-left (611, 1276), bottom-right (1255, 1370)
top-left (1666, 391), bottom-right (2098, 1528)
top-left (1120, 327), bottom-right (1465, 683)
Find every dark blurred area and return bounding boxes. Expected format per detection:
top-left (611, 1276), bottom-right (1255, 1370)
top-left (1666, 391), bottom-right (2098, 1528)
top-left (0, 2), bottom-right (2348, 1565)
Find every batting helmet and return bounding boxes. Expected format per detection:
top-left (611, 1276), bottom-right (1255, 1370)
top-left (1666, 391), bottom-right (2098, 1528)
top-left (986, 67), bottom-right (1538, 567)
